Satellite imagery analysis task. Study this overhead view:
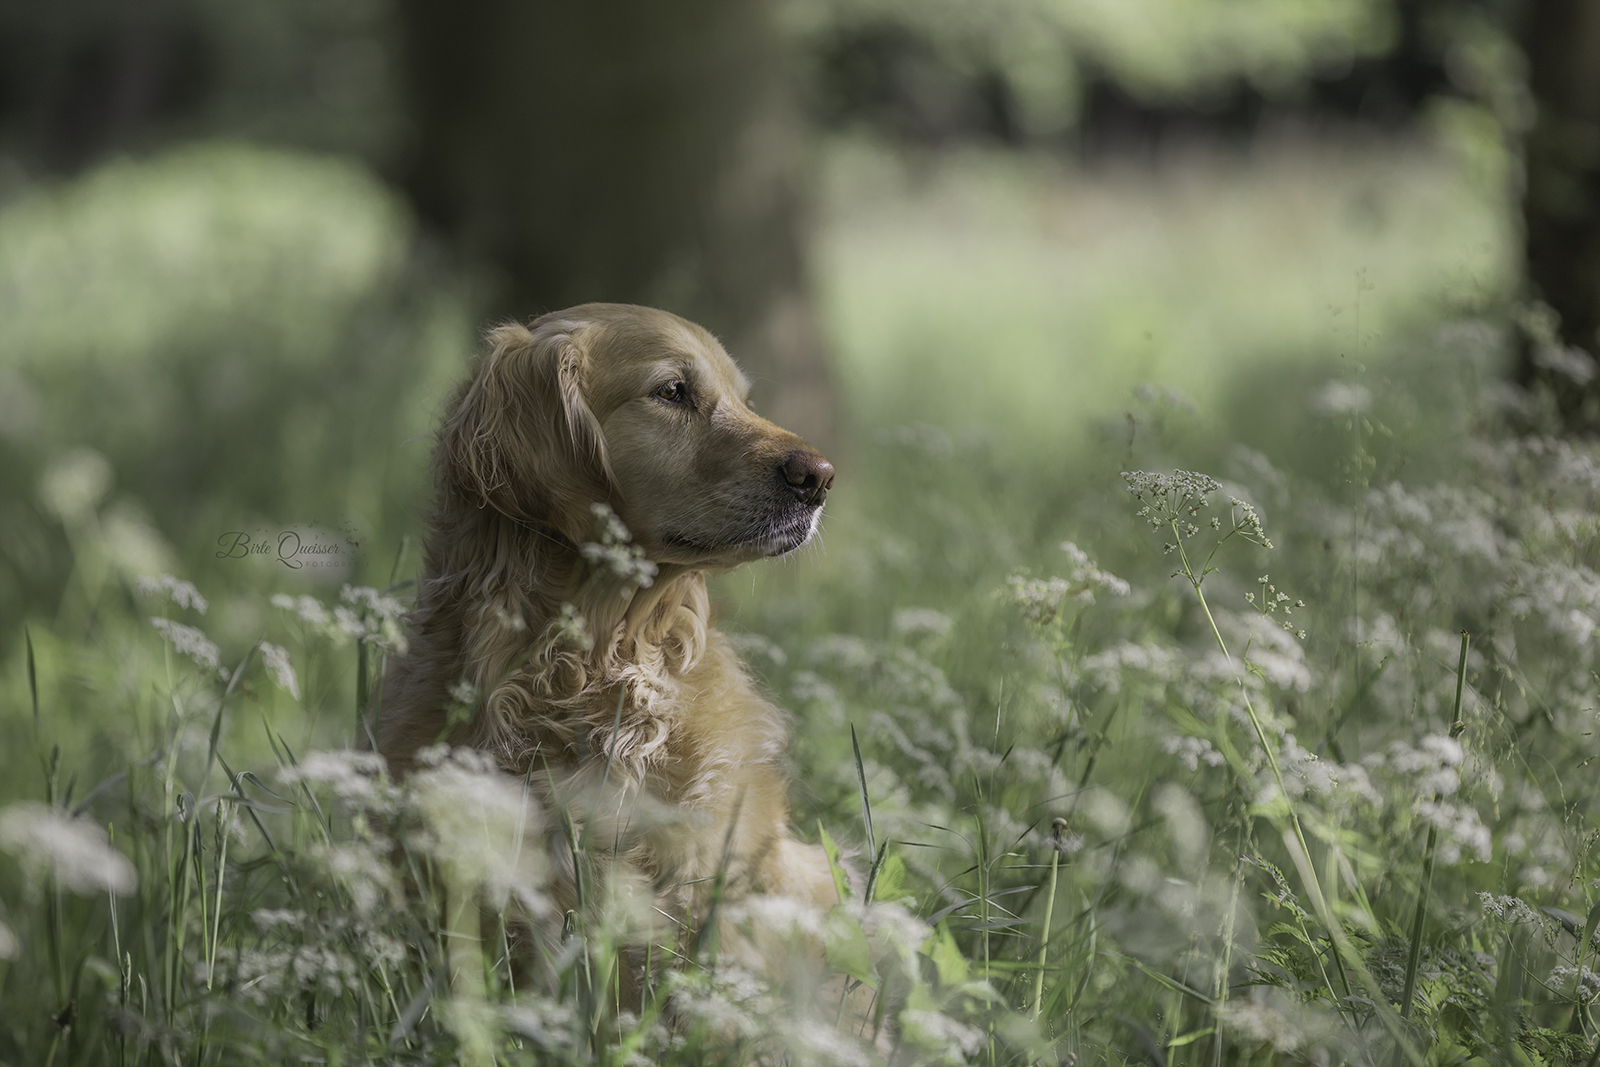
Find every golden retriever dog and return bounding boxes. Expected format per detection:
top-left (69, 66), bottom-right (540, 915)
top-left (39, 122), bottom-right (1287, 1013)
top-left (374, 303), bottom-right (842, 986)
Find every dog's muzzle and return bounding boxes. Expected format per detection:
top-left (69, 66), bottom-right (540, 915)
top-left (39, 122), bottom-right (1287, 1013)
top-left (779, 450), bottom-right (834, 508)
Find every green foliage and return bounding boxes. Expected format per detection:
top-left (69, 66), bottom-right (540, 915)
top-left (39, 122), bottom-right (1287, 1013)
top-left (5, 139), bottom-right (1600, 1065)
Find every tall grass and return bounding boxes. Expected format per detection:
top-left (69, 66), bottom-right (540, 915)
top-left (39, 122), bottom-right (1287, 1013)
top-left (7, 319), bottom-right (1600, 1064)
top-left (4, 138), bottom-right (1598, 1065)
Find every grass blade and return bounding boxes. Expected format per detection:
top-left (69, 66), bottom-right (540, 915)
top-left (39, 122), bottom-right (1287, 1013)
top-left (26, 625), bottom-right (39, 733)
top-left (851, 723), bottom-right (876, 861)
top-left (1400, 630), bottom-right (1468, 1022)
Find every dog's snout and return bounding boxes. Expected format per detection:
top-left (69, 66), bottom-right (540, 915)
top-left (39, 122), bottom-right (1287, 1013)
top-left (780, 450), bottom-right (834, 506)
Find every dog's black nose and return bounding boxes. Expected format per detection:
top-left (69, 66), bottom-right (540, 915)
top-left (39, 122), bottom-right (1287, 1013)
top-left (780, 450), bottom-right (834, 506)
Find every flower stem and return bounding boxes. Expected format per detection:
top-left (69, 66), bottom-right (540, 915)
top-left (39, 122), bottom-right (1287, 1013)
top-left (1400, 631), bottom-right (1469, 1022)
top-left (1033, 822), bottom-right (1063, 1020)
top-left (1173, 523), bottom-right (1351, 1002)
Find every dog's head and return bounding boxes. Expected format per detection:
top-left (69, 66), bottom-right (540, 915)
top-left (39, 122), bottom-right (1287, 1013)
top-left (440, 303), bottom-right (833, 567)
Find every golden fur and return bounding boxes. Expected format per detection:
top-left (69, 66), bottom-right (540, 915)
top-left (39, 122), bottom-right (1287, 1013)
top-left (374, 303), bottom-right (841, 971)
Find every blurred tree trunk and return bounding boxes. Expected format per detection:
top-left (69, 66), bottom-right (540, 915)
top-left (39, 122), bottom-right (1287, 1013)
top-left (393, 0), bottom-right (835, 447)
top-left (1519, 0), bottom-right (1600, 427)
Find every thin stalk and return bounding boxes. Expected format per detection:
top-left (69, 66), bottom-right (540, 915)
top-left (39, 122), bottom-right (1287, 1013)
top-left (1213, 833), bottom-right (1246, 1067)
top-left (1400, 631), bottom-right (1470, 1021)
top-left (1032, 820), bottom-right (1064, 1020)
top-left (1172, 530), bottom-right (1352, 1001)
top-left (206, 799), bottom-right (232, 989)
top-left (1172, 522), bottom-right (1423, 1064)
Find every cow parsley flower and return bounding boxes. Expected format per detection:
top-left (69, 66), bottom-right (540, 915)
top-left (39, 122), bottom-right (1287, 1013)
top-left (892, 607), bottom-right (955, 637)
top-left (1478, 893), bottom-right (1547, 927)
top-left (581, 503), bottom-right (657, 591)
top-left (257, 641), bottom-right (300, 700)
top-left (135, 574), bottom-right (208, 614)
top-left (280, 750), bottom-right (391, 808)
top-left (149, 617), bottom-right (223, 677)
top-left (1123, 469), bottom-right (1272, 549)
top-left (270, 593), bottom-right (330, 627)
top-left (1162, 734), bottom-right (1226, 771)
top-left (1310, 380), bottom-right (1372, 416)
top-left (0, 802), bottom-right (137, 896)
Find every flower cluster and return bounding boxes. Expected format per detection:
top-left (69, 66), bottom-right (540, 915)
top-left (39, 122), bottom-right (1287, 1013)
top-left (0, 802), bottom-right (138, 896)
top-left (1245, 574), bottom-right (1306, 638)
top-left (579, 502), bottom-right (657, 592)
top-left (1123, 469), bottom-right (1272, 553)
top-left (149, 616), bottom-right (224, 677)
top-left (269, 584), bottom-right (407, 652)
top-left (257, 641), bottom-right (300, 700)
top-left (135, 573), bottom-right (208, 613)
top-left (1006, 541), bottom-right (1128, 624)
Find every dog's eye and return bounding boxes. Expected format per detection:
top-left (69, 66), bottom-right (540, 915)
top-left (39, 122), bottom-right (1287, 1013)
top-left (654, 381), bottom-right (688, 404)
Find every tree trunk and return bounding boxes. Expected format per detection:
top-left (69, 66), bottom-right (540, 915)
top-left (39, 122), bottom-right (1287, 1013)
top-left (393, 0), bottom-right (835, 447)
top-left (1520, 0), bottom-right (1600, 427)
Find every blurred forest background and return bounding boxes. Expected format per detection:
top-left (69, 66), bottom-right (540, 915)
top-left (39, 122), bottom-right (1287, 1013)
top-left (0, 0), bottom-right (1593, 628)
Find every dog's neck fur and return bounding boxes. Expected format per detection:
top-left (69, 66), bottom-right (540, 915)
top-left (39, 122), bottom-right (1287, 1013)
top-left (392, 490), bottom-right (712, 776)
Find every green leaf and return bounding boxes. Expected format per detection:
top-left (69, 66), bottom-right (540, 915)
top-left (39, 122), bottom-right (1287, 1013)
top-left (873, 852), bottom-right (908, 904)
top-left (818, 821), bottom-right (852, 903)
top-left (928, 925), bottom-right (970, 987)
top-left (824, 909), bottom-right (873, 983)
top-left (1166, 1028), bottom-right (1214, 1049)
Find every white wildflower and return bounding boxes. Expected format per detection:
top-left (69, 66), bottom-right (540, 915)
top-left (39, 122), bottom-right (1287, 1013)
top-left (1310, 380), bottom-right (1372, 416)
top-left (1418, 800), bottom-right (1492, 864)
top-left (0, 802), bottom-right (137, 895)
top-left (1280, 736), bottom-right (1339, 796)
top-left (860, 899), bottom-right (932, 961)
top-left (1161, 734), bottom-right (1226, 772)
top-left (257, 642), bottom-right (300, 700)
top-left (1060, 541), bottom-right (1132, 597)
top-left (1478, 893), bottom-right (1546, 926)
top-left (892, 607), bottom-right (954, 638)
top-left (1154, 784), bottom-right (1208, 871)
top-left (252, 908), bottom-right (301, 928)
top-left (340, 584), bottom-right (406, 620)
top-left (1220, 987), bottom-right (1342, 1053)
top-left (1532, 343), bottom-right (1598, 385)
top-left (1124, 469), bottom-right (1272, 548)
top-left (1084, 641), bottom-right (1180, 693)
top-left (552, 602), bottom-right (593, 650)
top-left (1081, 787), bottom-right (1131, 837)
top-left (502, 999), bottom-right (578, 1049)
top-left (333, 605), bottom-right (365, 640)
top-left (135, 574), bottom-right (208, 614)
top-left (580, 503), bottom-right (657, 590)
top-left (900, 1009), bottom-right (985, 1058)
top-left (280, 750), bottom-right (390, 806)
top-left (270, 593), bottom-right (330, 627)
top-left (778, 1021), bottom-right (873, 1067)
top-left (311, 839), bottom-right (397, 915)
top-left (1234, 613), bottom-right (1312, 691)
top-left (1134, 382), bottom-right (1198, 413)
top-left (407, 748), bottom-right (547, 912)
top-left (733, 894), bottom-right (826, 940)
top-left (1007, 575), bottom-right (1070, 624)
top-left (1549, 965), bottom-right (1600, 1003)
top-left (149, 616), bottom-right (222, 676)
top-left (1007, 544), bottom-right (1129, 621)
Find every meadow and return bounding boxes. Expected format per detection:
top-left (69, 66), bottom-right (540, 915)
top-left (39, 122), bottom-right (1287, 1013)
top-left (3, 130), bottom-right (1599, 1066)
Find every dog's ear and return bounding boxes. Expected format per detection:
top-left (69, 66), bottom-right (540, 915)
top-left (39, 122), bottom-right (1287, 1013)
top-left (440, 321), bottom-right (615, 538)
